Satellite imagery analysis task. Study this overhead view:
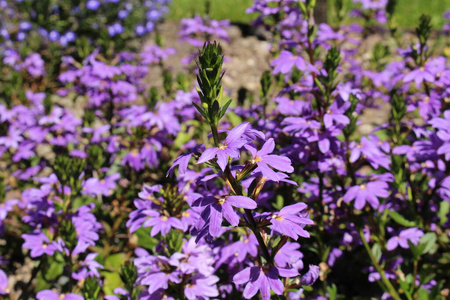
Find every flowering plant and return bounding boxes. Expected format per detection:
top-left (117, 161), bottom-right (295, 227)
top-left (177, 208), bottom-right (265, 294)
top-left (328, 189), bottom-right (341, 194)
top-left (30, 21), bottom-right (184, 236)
top-left (0, 0), bottom-right (449, 299)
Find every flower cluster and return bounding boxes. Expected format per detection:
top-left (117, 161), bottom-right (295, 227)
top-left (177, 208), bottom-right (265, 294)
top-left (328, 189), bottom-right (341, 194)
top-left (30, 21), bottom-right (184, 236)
top-left (0, 0), bottom-right (449, 299)
top-left (0, 0), bottom-right (171, 51)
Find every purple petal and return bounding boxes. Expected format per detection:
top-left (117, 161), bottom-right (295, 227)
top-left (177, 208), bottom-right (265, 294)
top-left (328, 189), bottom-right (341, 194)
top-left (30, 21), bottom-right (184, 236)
top-left (267, 269), bottom-right (284, 295)
top-left (323, 114), bottom-right (333, 128)
top-left (354, 193), bottom-right (366, 210)
top-left (226, 122), bottom-right (249, 145)
top-left (280, 202), bottom-right (307, 215)
top-left (243, 282), bottom-right (259, 299)
top-left (260, 274), bottom-right (271, 300)
top-left (209, 204), bottom-right (223, 237)
top-left (216, 150), bottom-right (229, 171)
top-left (257, 163), bottom-right (280, 182)
top-left (259, 138), bottom-right (275, 156)
top-left (343, 186), bottom-right (359, 203)
top-left (65, 294), bottom-right (85, 300)
top-left (36, 290), bottom-right (58, 300)
top-left (318, 138), bottom-right (330, 153)
top-left (262, 155), bottom-right (293, 173)
top-left (197, 147), bottom-right (218, 164)
top-left (222, 203), bottom-right (240, 226)
top-left (233, 267), bottom-right (251, 284)
top-left (277, 266), bottom-right (299, 278)
top-left (386, 237), bottom-right (398, 251)
top-left (349, 148), bottom-right (361, 163)
top-left (227, 196), bottom-right (257, 209)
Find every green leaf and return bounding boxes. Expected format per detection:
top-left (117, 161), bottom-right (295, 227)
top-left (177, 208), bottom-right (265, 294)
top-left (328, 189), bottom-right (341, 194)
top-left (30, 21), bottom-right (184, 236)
top-left (417, 287), bottom-right (429, 300)
top-left (438, 201), bottom-right (449, 226)
top-left (273, 195), bottom-right (284, 210)
top-left (327, 284), bottom-right (338, 300)
top-left (166, 230), bottom-right (184, 253)
top-left (102, 271), bottom-right (123, 296)
top-left (219, 99), bottom-right (232, 120)
top-left (419, 232), bottom-right (437, 255)
top-left (408, 239), bottom-right (425, 259)
top-left (192, 101), bottom-right (208, 120)
top-left (371, 243), bottom-right (382, 263)
top-left (398, 278), bottom-right (412, 299)
top-left (135, 227), bottom-right (159, 250)
top-left (388, 210), bottom-right (416, 227)
top-left (105, 253), bottom-right (126, 271)
top-left (174, 124), bottom-right (191, 149)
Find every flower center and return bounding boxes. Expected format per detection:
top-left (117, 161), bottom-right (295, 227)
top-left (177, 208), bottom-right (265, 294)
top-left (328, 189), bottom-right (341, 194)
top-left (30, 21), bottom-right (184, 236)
top-left (262, 264), bottom-right (271, 273)
top-left (271, 213), bottom-right (284, 221)
top-left (59, 294), bottom-right (65, 300)
top-left (182, 211), bottom-right (190, 217)
top-left (419, 67), bottom-right (425, 71)
top-left (218, 143), bottom-right (227, 150)
top-left (161, 216), bottom-right (168, 221)
top-left (252, 156), bottom-right (263, 164)
top-left (360, 184), bottom-right (366, 190)
top-left (218, 198), bottom-right (226, 205)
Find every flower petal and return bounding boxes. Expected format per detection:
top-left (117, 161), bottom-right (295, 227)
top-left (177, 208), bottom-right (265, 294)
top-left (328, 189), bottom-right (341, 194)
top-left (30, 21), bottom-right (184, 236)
top-left (226, 196), bottom-right (257, 209)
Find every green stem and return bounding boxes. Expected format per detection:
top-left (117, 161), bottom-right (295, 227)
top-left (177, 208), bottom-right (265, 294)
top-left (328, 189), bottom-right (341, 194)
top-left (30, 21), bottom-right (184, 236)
top-left (210, 123), bottom-right (220, 147)
top-left (358, 229), bottom-right (402, 300)
top-left (207, 118), bottom-right (272, 264)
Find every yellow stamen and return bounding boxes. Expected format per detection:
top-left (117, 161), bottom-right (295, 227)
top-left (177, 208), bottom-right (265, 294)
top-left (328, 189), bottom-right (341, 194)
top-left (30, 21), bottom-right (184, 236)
top-left (272, 213), bottom-right (284, 221)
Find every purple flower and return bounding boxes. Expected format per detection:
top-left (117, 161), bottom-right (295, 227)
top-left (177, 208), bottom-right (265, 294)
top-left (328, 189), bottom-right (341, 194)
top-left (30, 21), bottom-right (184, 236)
top-left (72, 205), bottom-right (102, 255)
top-left (386, 228), bottom-right (424, 251)
top-left (72, 253), bottom-right (104, 281)
top-left (344, 181), bottom-right (390, 210)
top-left (403, 67), bottom-right (435, 86)
top-left (86, 0), bottom-right (101, 10)
top-left (349, 136), bottom-right (391, 169)
top-left (143, 213), bottom-right (184, 236)
top-left (19, 21), bottom-right (32, 31)
top-left (354, 0), bottom-right (388, 10)
top-left (245, 138), bottom-right (294, 182)
top-left (82, 173), bottom-right (121, 197)
top-left (301, 265), bottom-right (320, 286)
top-left (271, 51), bottom-right (317, 75)
top-left (21, 53), bottom-right (45, 77)
top-left (167, 153), bottom-right (193, 176)
top-left (197, 195), bottom-right (257, 237)
top-left (185, 275), bottom-right (219, 299)
top-left (0, 270), bottom-right (8, 295)
top-left (36, 290), bottom-right (83, 300)
top-left (22, 232), bottom-right (62, 258)
top-left (269, 203), bottom-right (314, 239)
top-left (274, 242), bottom-right (304, 268)
top-left (0, 199), bottom-right (18, 226)
top-left (217, 234), bottom-right (259, 264)
top-left (323, 100), bottom-right (350, 128)
top-left (167, 145), bottom-right (205, 176)
top-left (141, 269), bottom-right (179, 293)
top-left (233, 264), bottom-right (298, 300)
top-left (197, 123), bottom-right (250, 171)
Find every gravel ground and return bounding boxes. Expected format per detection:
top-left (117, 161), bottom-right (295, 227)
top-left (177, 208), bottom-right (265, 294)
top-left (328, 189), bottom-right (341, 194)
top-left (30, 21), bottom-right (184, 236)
top-left (146, 20), bottom-right (272, 100)
top-left (146, 20), bottom-right (397, 133)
